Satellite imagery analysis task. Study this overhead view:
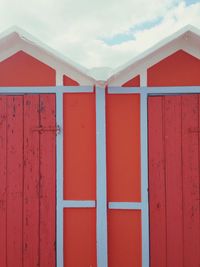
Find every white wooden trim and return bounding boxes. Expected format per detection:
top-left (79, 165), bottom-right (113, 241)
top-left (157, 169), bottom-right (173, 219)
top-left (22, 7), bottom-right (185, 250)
top-left (147, 86), bottom-right (200, 94)
top-left (56, 91), bottom-right (64, 267)
top-left (63, 200), bottom-right (96, 208)
top-left (108, 86), bottom-right (200, 95)
top-left (96, 87), bottom-right (108, 267)
top-left (0, 86), bottom-right (94, 93)
top-left (141, 91), bottom-right (150, 267)
top-left (108, 202), bottom-right (142, 210)
top-left (108, 86), bottom-right (141, 94)
top-left (56, 70), bottom-right (64, 86)
top-left (140, 70), bottom-right (147, 87)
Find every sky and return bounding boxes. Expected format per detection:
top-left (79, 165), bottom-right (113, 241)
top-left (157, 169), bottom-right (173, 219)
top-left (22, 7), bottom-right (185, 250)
top-left (0, 0), bottom-right (200, 70)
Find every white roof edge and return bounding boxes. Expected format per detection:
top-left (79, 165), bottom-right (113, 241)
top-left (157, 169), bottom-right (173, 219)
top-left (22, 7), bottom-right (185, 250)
top-left (107, 24), bottom-right (200, 84)
top-left (0, 26), bottom-right (95, 83)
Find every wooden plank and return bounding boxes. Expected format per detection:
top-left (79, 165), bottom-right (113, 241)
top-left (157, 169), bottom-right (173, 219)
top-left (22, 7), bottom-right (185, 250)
top-left (148, 96), bottom-right (166, 267)
top-left (7, 96), bottom-right (23, 267)
top-left (39, 94), bottom-right (56, 267)
top-left (23, 95), bottom-right (40, 267)
top-left (164, 96), bottom-right (183, 267)
top-left (0, 96), bottom-right (7, 267)
top-left (182, 95), bottom-right (200, 266)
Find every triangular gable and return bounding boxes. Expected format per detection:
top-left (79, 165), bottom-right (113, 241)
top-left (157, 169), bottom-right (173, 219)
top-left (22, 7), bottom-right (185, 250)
top-left (107, 25), bottom-right (200, 86)
top-left (0, 26), bottom-right (95, 86)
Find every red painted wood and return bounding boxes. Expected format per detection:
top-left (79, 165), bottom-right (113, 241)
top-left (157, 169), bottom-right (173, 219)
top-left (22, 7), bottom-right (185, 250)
top-left (0, 97), bottom-right (7, 267)
top-left (64, 208), bottom-right (97, 267)
top-left (63, 74), bottom-right (80, 86)
top-left (7, 96), bottom-right (23, 267)
top-left (106, 94), bottom-right (141, 202)
top-left (182, 95), bottom-right (200, 266)
top-left (164, 96), bottom-right (183, 267)
top-left (122, 75), bottom-right (140, 87)
top-left (63, 93), bottom-right (96, 200)
top-left (39, 94), bottom-right (56, 267)
top-left (0, 94), bottom-right (56, 267)
top-left (148, 96), bottom-right (167, 267)
top-left (148, 50), bottom-right (200, 86)
top-left (0, 51), bottom-right (56, 86)
top-left (149, 95), bottom-right (200, 267)
top-left (108, 210), bottom-right (142, 267)
top-left (23, 95), bottom-right (40, 267)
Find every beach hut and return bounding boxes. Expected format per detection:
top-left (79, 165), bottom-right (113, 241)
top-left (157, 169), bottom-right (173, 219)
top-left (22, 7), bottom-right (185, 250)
top-left (0, 25), bottom-right (199, 267)
top-left (107, 25), bottom-right (200, 267)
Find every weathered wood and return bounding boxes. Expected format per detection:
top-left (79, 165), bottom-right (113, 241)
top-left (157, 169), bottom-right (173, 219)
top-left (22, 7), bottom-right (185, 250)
top-left (182, 95), bottom-right (200, 266)
top-left (148, 96), bottom-right (167, 267)
top-left (7, 96), bottom-right (23, 267)
top-left (164, 96), bottom-right (183, 267)
top-left (0, 96), bottom-right (7, 267)
top-left (39, 94), bottom-right (56, 267)
top-left (23, 95), bottom-right (40, 267)
top-left (149, 95), bottom-right (200, 267)
top-left (0, 94), bottom-right (56, 267)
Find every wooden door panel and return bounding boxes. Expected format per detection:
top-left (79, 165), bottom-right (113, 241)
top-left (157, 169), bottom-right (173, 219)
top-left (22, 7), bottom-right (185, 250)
top-left (0, 94), bottom-right (56, 267)
top-left (148, 95), bottom-right (200, 267)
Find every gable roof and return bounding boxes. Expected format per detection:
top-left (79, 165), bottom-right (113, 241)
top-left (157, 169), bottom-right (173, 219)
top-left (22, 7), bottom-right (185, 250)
top-left (0, 26), bottom-right (95, 85)
top-left (0, 25), bottom-right (199, 86)
top-left (107, 25), bottom-right (200, 86)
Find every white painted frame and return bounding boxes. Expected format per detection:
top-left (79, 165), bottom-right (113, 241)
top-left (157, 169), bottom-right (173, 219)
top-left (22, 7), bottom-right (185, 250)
top-left (108, 85), bottom-right (200, 267)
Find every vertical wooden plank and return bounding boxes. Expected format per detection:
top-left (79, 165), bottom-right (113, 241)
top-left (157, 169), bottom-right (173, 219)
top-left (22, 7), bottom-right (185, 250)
top-left (0, 96), bottom-right (7, 267)
top-left (182, 95), bottom-right (200, 266)
top-left (39, 94), bottom-right (56, 267)
top-left (148, 96), bottom-right (167, 267)
top-left (23, 95), bottom-right (40, 267)
top-left (7, 96), bottom-right (23, 267)
top-left (164, 96), bottom-right (183, 267)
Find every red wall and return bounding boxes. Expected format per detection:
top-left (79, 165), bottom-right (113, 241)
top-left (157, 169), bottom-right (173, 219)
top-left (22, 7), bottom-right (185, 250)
top-left (148, 50), bottom-right (200, 86)
top-left (63, 74), bottom-right (80, 86)
top-left (106, 92), bottom-right (142, 267)
top-left (122, 75), bottom-right (140, 87)
top-left (0, 51), bottom-right (56, 86)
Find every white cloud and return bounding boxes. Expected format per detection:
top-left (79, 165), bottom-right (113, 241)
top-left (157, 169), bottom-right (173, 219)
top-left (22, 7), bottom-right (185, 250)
top-left (0, 0), bottom-right (199, 68)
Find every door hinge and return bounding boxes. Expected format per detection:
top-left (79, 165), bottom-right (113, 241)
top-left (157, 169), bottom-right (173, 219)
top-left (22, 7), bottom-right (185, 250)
top-left (32, 125), bottom-right (61, 135)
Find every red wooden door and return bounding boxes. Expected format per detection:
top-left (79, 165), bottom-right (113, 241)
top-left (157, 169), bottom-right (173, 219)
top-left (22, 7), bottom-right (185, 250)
top-left (0, 94), bottom-right (56, 267)
top-left (148, 95), bottom-right (200, 267)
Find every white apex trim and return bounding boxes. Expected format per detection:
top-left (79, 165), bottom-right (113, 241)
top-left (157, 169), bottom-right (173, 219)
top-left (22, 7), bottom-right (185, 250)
top-left (107, 24), bottom-right (200, 86)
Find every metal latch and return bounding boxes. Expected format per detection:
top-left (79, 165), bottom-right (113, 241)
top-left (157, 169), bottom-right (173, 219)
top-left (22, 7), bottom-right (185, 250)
top-left (32, 125), bottom-right (61, 135)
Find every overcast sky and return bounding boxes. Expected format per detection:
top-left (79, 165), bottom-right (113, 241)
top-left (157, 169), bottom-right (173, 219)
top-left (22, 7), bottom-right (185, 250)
top-left (0, 0), bottom-right (200, 69)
